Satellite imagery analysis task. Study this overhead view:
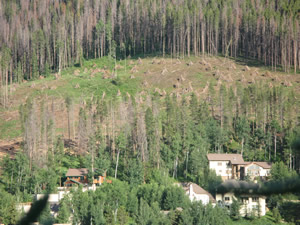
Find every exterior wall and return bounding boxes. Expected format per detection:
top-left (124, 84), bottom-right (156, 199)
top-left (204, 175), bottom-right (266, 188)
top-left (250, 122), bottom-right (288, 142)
top-left (240, 196), bottom-right (266, 216)
top-left (216, 193), bottom-right (266, 216)
top-left (209, 160), bottom-right (232, 180)
top-left (188, 193), bottom-right (210, 205)
top-left (216, 193), bottom-right (235, 205)
top-left (16, 203), bottom-right (31, 214)
top-left (188, 185), bottom-right (210, 205)
top-left (36, 192), bottom-right (67, 203)
top-left (259, 168), bottom-right (270, 177)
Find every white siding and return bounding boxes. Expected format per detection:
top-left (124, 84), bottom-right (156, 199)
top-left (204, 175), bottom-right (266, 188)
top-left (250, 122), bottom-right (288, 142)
top-left (216, 193), bottom-right (266, 216)
top-left (245, 164), bottom-right (271, 178)
top-left (209, 160), bottom-right (232, 177)
top-left (188, 193), bottom-right (210, 205)
top-left (259, 168), bottom-right (270, 177)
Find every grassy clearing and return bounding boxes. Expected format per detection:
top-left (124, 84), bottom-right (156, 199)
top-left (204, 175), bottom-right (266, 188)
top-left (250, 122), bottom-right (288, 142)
top-left (227, 212), bottom-right (279, 225)
top-left (21, 57), bottom-right (141, 102)
top-left (0, 119), bottom-right (22, 139)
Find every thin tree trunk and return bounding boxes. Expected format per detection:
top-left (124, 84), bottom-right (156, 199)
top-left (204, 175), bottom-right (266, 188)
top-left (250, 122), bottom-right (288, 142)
top-left (274, 133), bottom-right (277, 160)
top-left (114, 149), bottom-right (120, 179)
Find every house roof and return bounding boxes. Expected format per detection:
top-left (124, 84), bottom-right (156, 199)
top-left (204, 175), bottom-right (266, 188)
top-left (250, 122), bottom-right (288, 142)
top-left (207, 153), bottom-right (245, 165)
top-left (182, 182), bottom-right (216, 203)
top-left (245, 161), bottom-right (272, 169)
top-left (66, 168), bottom-right (88, 177)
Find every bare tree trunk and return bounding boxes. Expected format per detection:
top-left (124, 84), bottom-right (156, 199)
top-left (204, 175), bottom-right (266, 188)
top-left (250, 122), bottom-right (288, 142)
top-left (294, 39), bottom-right (297, 74)
top-left (185, 151), bottom-right (189, 179)
top-left (241, 138), bottom-right (244, 156)
top-left (114, 149), bottom-right (120, 179)
top-left (274, 133), bottom-right (277, 160)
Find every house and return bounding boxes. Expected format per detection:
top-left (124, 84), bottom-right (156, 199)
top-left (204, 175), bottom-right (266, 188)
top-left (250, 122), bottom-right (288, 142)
top-left (207, 154), bottom-right (246, 180)
top-left (64, 168), bottom-right (89, 187)
top-left (64, 168), bottom-right (112, 187)
top-left (181, 182), bottom-right (215, 205)
top-left (244, 162), bottom-right (272, 180)
top-left (215, 180), bottom-right (266, 216)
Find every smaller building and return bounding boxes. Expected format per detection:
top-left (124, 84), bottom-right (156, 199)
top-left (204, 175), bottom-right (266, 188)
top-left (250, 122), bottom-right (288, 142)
top-left (64, 168), bottom-right (89, 187)
top-left (64, 168), bottom-right (112, 187)
top-left (181, 182), bottom-right (215, 205)
top-left (216, 180), bottom-right (266, 216)
top-left (244, 162), bottom-right (272, 180)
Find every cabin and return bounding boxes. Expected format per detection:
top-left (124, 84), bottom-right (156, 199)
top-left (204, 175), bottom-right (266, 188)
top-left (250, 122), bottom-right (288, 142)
top-left (64, 168), bottom-right (89, 187)
top-left (207, 154), bottom-right (246, 181)
top-left (181, 182), bottom-right (215, 205)
top-left (215, 180), bottom-right (266, 216)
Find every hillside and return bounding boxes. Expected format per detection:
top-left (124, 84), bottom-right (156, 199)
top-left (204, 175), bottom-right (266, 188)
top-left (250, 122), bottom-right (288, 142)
top-left (1, 1), bottom-right (300, 224)
top-left (0, 55), bottom-right (299, 158)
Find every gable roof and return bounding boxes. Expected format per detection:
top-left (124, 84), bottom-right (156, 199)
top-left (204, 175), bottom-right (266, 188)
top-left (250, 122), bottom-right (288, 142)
top-left (66, 168), bottom-right (88, 177)
top-left (245, 161), bottom-right (272, 169)
top-left (207, 153), bottom-right (245, 165)
top-left (181, 182), bottom-right (216, 202)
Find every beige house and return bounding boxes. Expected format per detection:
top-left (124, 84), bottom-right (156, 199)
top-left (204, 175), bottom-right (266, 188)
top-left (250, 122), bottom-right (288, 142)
top-left (244, 162), bottom-right (272, 180)
top-left (207, 154), bottom-right (272, 181)
top-left (181, 183), bottom-right (215, 205)
top-left (207, 154), bottom-right (246, 180)
top-left (216, 180), bottom-right (266, 216)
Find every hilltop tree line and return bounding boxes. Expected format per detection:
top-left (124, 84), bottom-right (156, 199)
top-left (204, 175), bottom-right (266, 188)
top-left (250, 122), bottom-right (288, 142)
top-left (0, 0), bottom-right (299, 107)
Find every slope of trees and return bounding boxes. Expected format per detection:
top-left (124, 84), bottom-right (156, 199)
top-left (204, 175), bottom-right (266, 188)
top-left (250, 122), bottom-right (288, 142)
top-left (0, 0), bottom-right (299, 106)
top-left (15, 81), bottom-right (300, 187)
top-left (1, 82), bottom-right (299, 224)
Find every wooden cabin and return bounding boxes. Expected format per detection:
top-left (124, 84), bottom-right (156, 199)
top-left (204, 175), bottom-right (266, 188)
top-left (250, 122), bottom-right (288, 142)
top-left (64, 168), bottom-right (89, 187)
top-left (64, 168), bottom-right (112, 187)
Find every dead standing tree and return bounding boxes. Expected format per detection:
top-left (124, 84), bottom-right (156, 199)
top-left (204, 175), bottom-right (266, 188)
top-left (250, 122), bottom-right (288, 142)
top-left (23, 100), bottom-right (41, 169)
top-left (136, 110), bottom-right (148, 163)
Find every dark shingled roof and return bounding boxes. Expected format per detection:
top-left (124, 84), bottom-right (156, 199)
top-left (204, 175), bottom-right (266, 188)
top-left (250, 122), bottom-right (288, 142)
top-left (66, 168), bottom-right (88, 177)
top-left (207, 153), bottom-right (245, 165)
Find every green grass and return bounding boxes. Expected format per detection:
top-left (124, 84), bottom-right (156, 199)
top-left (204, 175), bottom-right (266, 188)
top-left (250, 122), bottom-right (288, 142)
top-left (228, 213), bottom-right (279, 225)
top-left (23, 57), bottom-right (141, 102)
top-left (0, 119), bottom-right (22, 139)
top-left (227, 210), bottom-right (299, 225)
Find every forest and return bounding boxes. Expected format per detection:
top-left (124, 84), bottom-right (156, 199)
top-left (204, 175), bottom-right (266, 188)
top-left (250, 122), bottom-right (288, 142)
top-left (0, 0), bottom-right (300, 224)
top-left (0, 77), bottom-right (300, 224)
top-left (0, 0), bottom-right (299, 107)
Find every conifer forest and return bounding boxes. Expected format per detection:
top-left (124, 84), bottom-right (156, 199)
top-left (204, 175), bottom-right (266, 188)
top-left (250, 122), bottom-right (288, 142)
top-left (0, 0), bottom-right (300, 225)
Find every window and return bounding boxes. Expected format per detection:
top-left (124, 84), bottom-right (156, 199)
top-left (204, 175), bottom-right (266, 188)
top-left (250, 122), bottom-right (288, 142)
top-left (252, 197), bottom-right (259, 202)
top-left (218, 162), bottom-right (222, 166)
top-left (241, 197), bottom-right (248, 203)
top-left (219, 170), bottom-right (222, 173)
top-left (225, 197), bottom-right (230, 201)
